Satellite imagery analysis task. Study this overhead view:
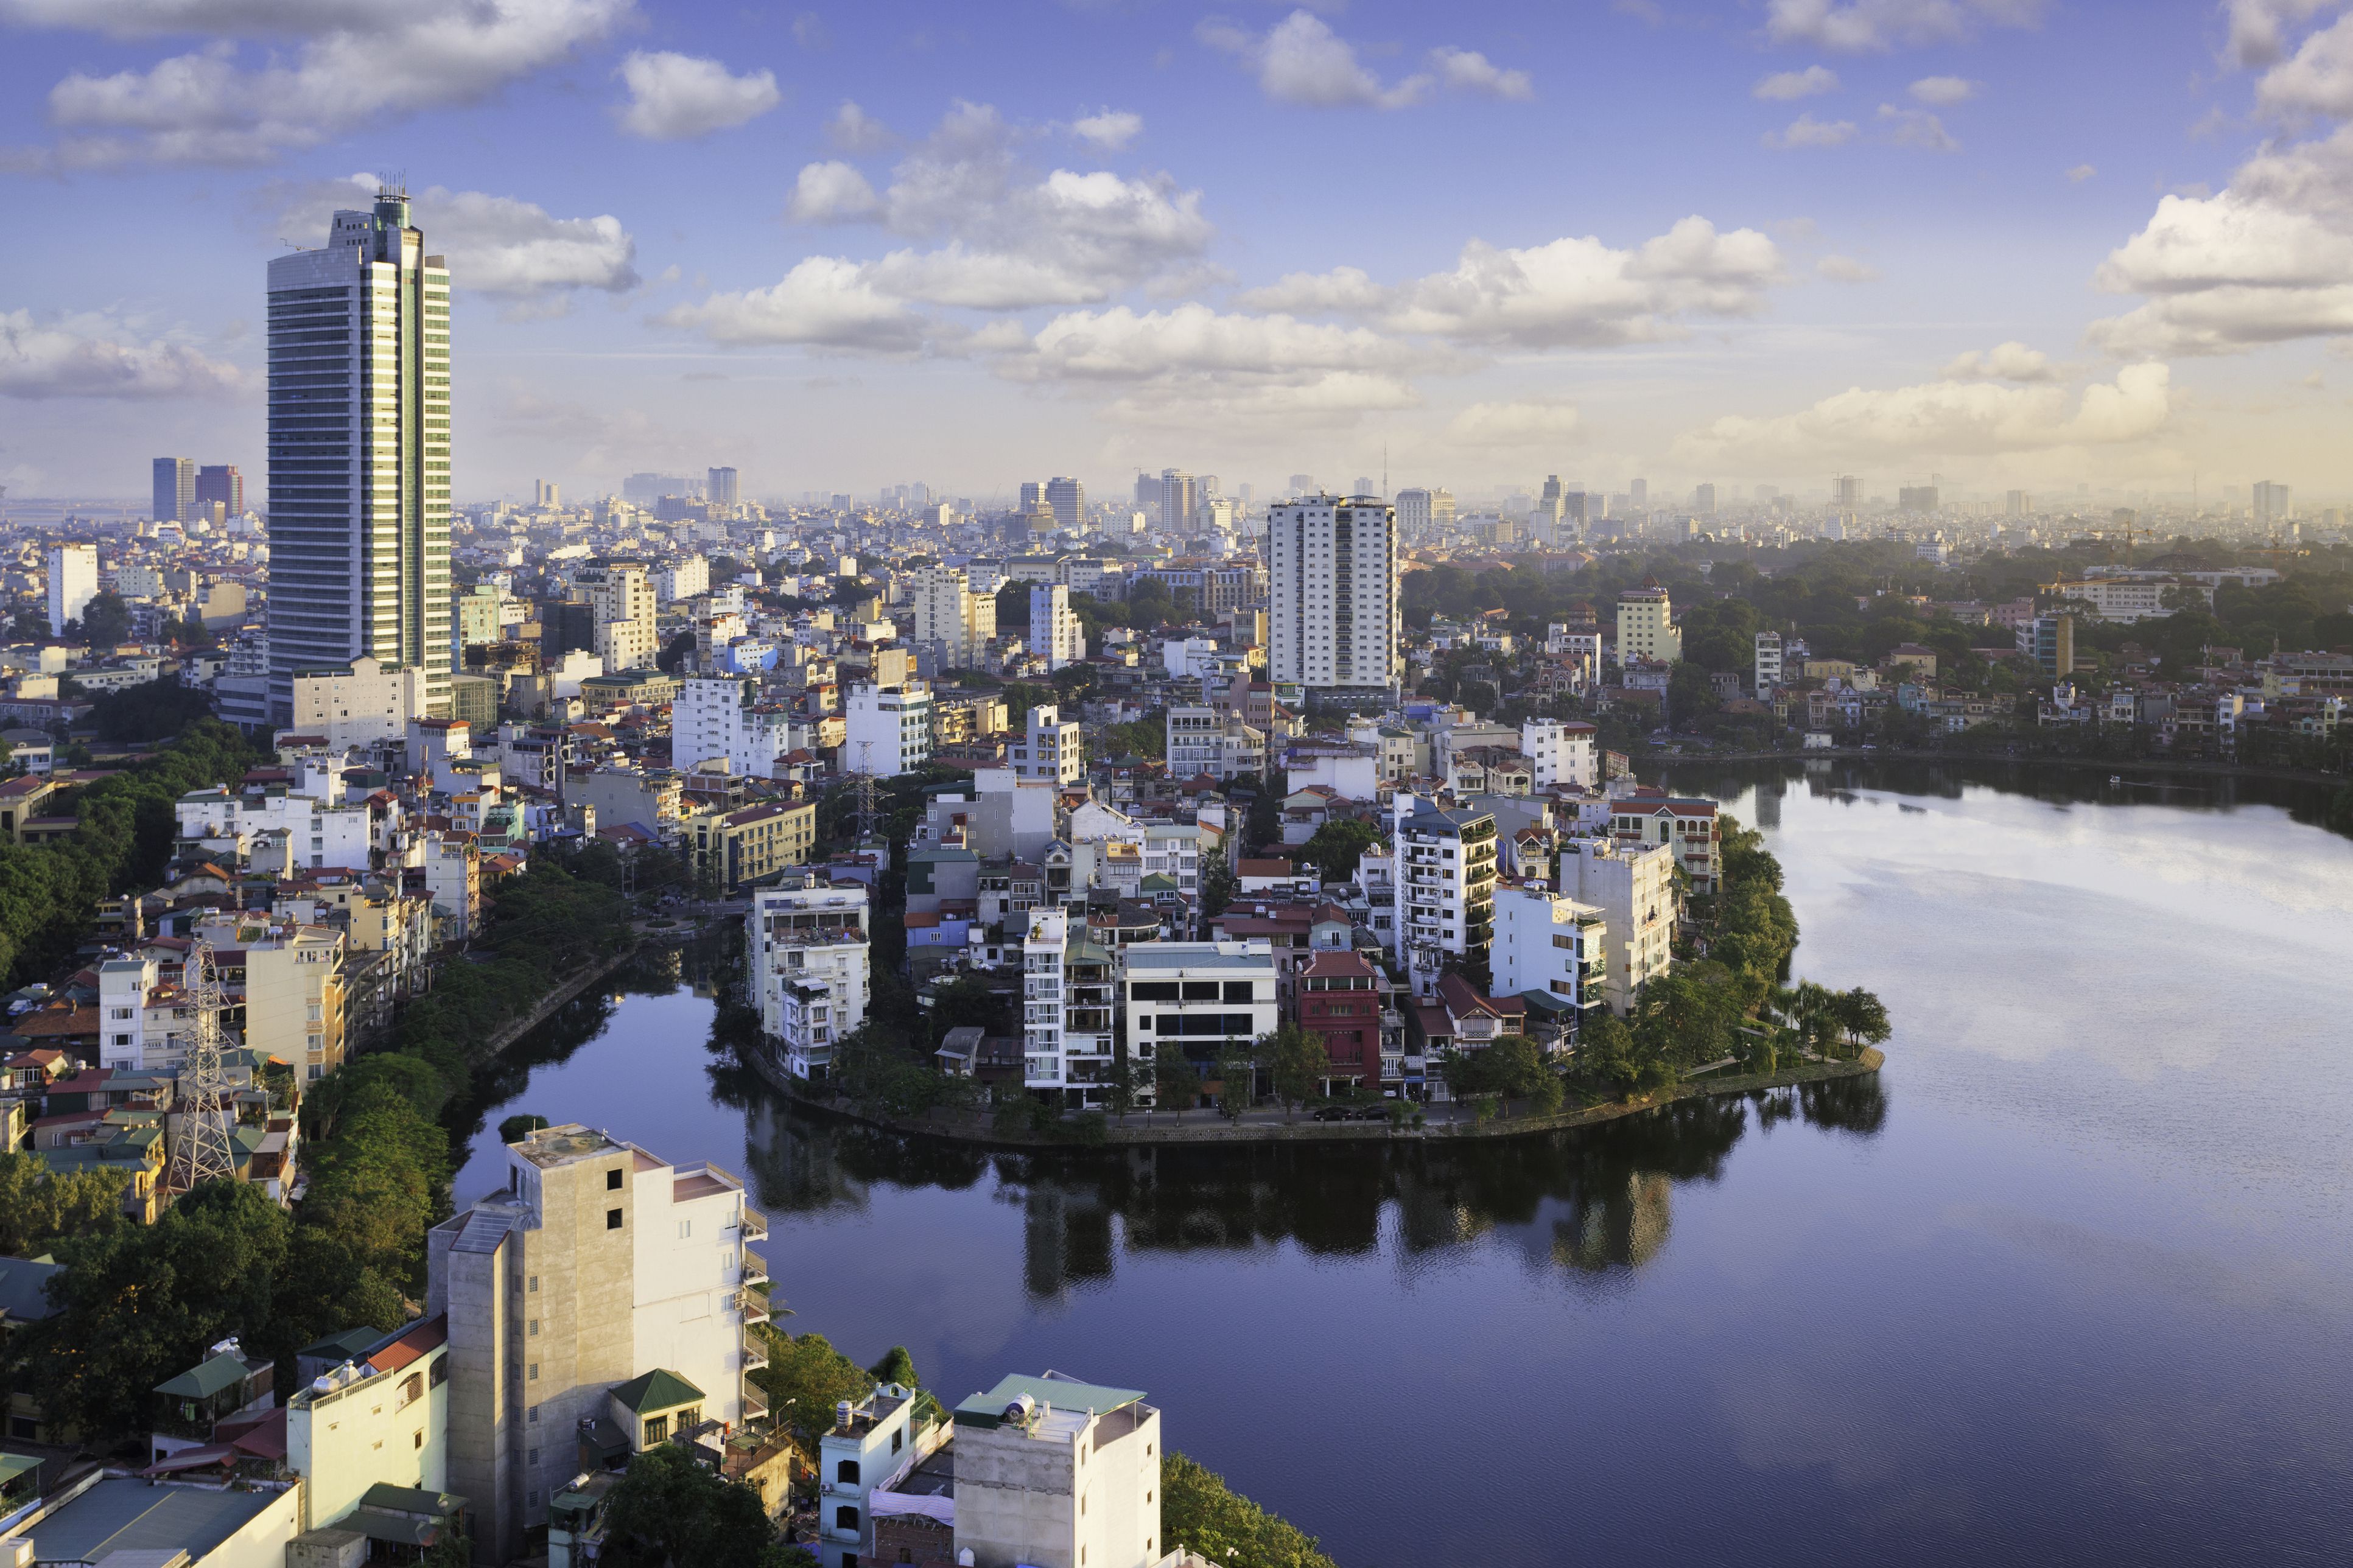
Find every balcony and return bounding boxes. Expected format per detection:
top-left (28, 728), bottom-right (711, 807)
top-left (741, 1253), bottom-right (769, 1287)
top-left (741, 1381), bottom-right (768, 1419)
top-left (738, 1206), bottom-right (768, 1240)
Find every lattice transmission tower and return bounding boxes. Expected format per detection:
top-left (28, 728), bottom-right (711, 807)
top-left (165, 939), bottom-right (237, 1193)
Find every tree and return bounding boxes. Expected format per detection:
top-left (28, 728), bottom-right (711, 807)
top-left (1244, 772), bottom-right (1283, 854)
top-left (0, 1152), bottom-right (125, 1255)
top-left (1826, 987), bottom-right (1892, 1057)
top-left (1481, 1035), bottom-right (1561, 1116)
top-left (1161, 1451), bottom-right (1338, 1568)
top-left (656, 630), bottom-right (696, 672)
top-left (1154, 1046), bottom-right (1197, 1122)
top-left (866, 1345), bottom-right (919, 1388)
top-left (72, 592), bottom-right (131, 648)
top-left (1257, 1024), bottom-right (1331, 1121)
top-left (752, 1329), bottom-right (870, 1444)
top-left (1299, 819), bottom-right (1380, 884)
top-left (1215, 1049), bottom-right (1254, 1119)
top-left (600, 1441), bottom-right (796, 1568)
top-left (1199, 851), bottom-right (1236, 921)
top-left (1103, 1045), bottom-right (1150, 1125)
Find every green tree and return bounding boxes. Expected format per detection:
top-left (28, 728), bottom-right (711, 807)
top-left (1298, 818), bottom-right (1380, 883)
top-left (73, 592), bottom-right (132, 647)
top-left (1153, 1046), bottom-right (1197, 1122)
top-left (1199, 850), bottom-right (1236, 921)
top-left (1826, 987), bottom-right (1892, 1058)
top-left (1161, 1451), bottom-right (1338, 1568)
top-left (1215, 1049), bottom-right (1254, 1120)
top-left (1257, 1024), bottom-right (1330, 1121)
top-left (866, 1345), bottom-right (919, 1388)
top-left (1103, 1045), bottom-right (1151, 1125)
top-left (1244, 772), bottom-right (1283, 855)
top-left (0, 1152), bottom-right (125, 1255)
top-left (1481, 1035), bottom-right (1562, 1116)
top-left (752, 1329), bottom-right (870, 1444)
top-left (600, 1441), bottom-right (797, 1567)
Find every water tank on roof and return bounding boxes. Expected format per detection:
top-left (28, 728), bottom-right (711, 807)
top-left (836, 1400), bottom-right (854, 1430)
top-left (1002, 1391), bottom-right (1036, 1424)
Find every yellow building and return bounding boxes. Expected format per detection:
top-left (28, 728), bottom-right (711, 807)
top-left (286, 1315), bottom-right (452, 1535)
top-left (686, 799), bottom-right (818, 892)
top-left (1616, 581), bottom-right (1682, 665)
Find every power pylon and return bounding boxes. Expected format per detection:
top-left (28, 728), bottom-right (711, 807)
top-left (165, 940), bottom-right (237, 1194)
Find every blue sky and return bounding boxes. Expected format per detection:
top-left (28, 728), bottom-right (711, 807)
top-left (4, 0), bottom-right (2351, 508)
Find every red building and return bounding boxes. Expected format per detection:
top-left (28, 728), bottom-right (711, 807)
top-left (1294, 948), bottom-right (1383, 1093)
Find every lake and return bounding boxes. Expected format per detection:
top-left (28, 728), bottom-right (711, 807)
top-left (454, 763), bottom-right (2353, 1567)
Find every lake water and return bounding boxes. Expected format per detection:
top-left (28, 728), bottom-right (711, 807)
top-left (454, 764), bottom-right (2353, 1567)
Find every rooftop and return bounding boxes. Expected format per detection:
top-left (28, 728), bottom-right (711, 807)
top-left (511, 1122), bottom-right (626, 1168)
top-left (1121, 942), bottom-right (1274, 973)
top-left (953, 1371), bottom-right (1147, 1432)
top-left (23, 1477), bottom-right (284, 1564)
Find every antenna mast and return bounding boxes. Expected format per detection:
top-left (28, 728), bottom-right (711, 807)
top-left (165, 939), bottom-right (237, 1193)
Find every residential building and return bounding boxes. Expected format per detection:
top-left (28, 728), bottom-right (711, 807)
top-left (286, 1315), bottom-right (452, 1535)
top-left (424, 831), bottom-right (480, 943)
top-left (1520, 718), bottom-right (1597, 790)
top-left (1390, 797), bottom-right (1498, 976)
top-left (656, 556), bottom-right (710, 603)
top-left (1120, 940), bottom-right (1278, 1108)
top-left (906, 566), bottom-right (997, 668)
top-left (578, 562), bottom-right (657, 672)
top-left (818, 1382), bottom-right (933, 1568)
top-left (1610, 793), bottom-right (1723, 894)
top-left (707, 466), bottom-right (740, 506)
top-left (749, 873), bottom-right (872, 1082)
top-left (1490, 884), bottom-right (1607, 1017)
top-left (13, 1476), bottom-right (302, 1567)
top-left (1020, 908), bottom-right (1119, 1105)
top-left (1755, 630), bottom-right (1783, 698)
top-left (1158, 469), bottom-right (1198, 533)
top-left (1294, 947), bottom-right (1390, 1094)
top-left (673, 676), bottom-right (798, 779)
top-left (684, 798), bottom-right (818, 892)
top-left (1557, 836), bottom-right (1674, 1013)
top-left (290, 654), bottom-right (431, 747)
top-left (153, 455), bottom-right (196, 522)
top-left (193, 912), bottom-right (349, 1080)
top-left (197, 463), bottom-right (244, 517)
top-left (47, 543), bottom-right (97, 635)
top-left (2253, 479), bottom-right (2292, 527)
top-left (2021, 614), bottom-right (2075, 679)
top-left (1045, 475), bottom-right (1085, 531)
top-left (427, 1124), bottom-right (766, 1564)
top-left (1166, 705), bottom-right (1265, 782)
top-left (1008, 703), bottom-right (1082, 786)
top-left (947, 1371), bottom-right (1165, 1568)
top-left (2047, 575), bottom-right (2202, 623)
top-left (1616, 581), bottom-right (1681, 665)
top-left (1028, 584), bottom-right (1084, 670)
top-left (1394, 486), bottom-right (1454, 538)
top-left (844, 678), bottom-right (935, 776)
top-left (267, 187), bottom-right (453, 721)
top-left (1267, 495), bottom-right (1400, 698)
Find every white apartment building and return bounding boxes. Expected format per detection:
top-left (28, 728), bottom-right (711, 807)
top-left (428, 1124), bottom-right (766, 1564)
top-left (672, 675), bottom-right (796, 778)
top-left (1165, 705), bottom-right (1265, 782)
top-left (267, 189), bottom-right (452, 721)
top-left (47, 544), bottom-right (97, 635)
top-left (1268, 495), bottom-right (1400, 696)
top-left (1755, 630), bottom-right (1784, 697)
top-left (1393, 486), bottom-right (1454, 539)
top-left (749, 874), bottom-right (871, 1082)
top-left (907, 566), bottom-right (997, 668)
top-left (1520, 718), bottom-right (1598, 790)
top-left (176, 783), bottom-right (375, 872)
top-left (1490, 885), bottom-right (1607, 1014)
top-left (578, 562), bottom-right (658, 671)
top-left (2049, 575), bottom-right (2207, 623)
top-left (1391, 796), bottom-right (1498, 973)
top-left (1557, 836), bottom-right (1675, 1013)
top-left (948, 1372), bottom-right (1166, 1568)
top-left (1020, 908), bottom-right (1118, 1105)
top-left (1616, 582), bottom-right (1680, 665)
top-left (1008, 703), bottom-right (1082, 785)
top-left (1120, 941), bottom-right (1279, 1110)
top-left (290, 654), bottom-right (430, 747)
top-left (656, 556), bottom-right (710, 603)
top-left (97, 956), bottom-right (195, 1074)
top-left (1028, 584), bottom-right (1084, 670)
top-left (844, 679), bottom-right (935, 776)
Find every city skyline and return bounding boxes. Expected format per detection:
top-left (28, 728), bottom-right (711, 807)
top-left (5, 1), bottom-right (2353, 503)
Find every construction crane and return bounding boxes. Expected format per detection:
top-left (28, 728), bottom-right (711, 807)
top-left (164, 939), bottom-right (237, 1194)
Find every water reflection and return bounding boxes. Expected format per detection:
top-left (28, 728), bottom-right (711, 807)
top-left (735, 1078), bottom-right (1888, 1298)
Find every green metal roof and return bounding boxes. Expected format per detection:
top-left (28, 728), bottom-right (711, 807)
top-left (300, 1325), bottom-right (385, 1362)
top-left (609, 1368), bottom-right (704, 1415)
top-left (154, 1350), bottom-right (254, 1400)
top-left (0, 1452), bottom-right (40, 1485)
top-left (953, 1373), bottom-right (1146, 1429)
top-left (357, 1483), bottom-right (466, 1518)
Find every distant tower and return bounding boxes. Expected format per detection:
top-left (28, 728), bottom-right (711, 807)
top-left (164, 942), bottom-right (237, 1194)
top-left (707, 466), bottom-right (740, 506)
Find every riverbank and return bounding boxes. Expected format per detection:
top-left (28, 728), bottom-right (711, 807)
top-left (469, 939), bottom-right (644, 1060)
top-left (1678, 746), bottom-right (2345, 788)
top-left (749, 1048), bottom-right (1884, 1149)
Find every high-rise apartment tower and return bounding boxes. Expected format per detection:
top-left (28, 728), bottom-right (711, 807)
top-left (707, 466), bottom-right (739, 506)
top-left (1045, 475), bottom-right (1085, 531)
top-left (152, 457), bottom-right (194, 522)
top-left (1268, 494), bottom-right (1400, 698)
top-left (266, 188), bottom-right (452, 721)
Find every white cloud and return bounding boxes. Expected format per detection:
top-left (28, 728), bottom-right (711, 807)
top-left (1675, 363), bottom-right (2172, 467)
top-left (790, 161), bottom-right (882, 222)
top-left (827, 100), bottom-right (895, 153)
top-left (615, 51), bottom-right (780, 141)
top-left (0, 307), bottom-right (245, 399)
top-left (1235, 265), bottom-right (1387, 312)
top-left (1199, 10), bottom-right (1432, 110)
top-left (1941, 340), bottom-right (2060, 380)
top-left (1755, 65), bottom-right (1840, 99)
top-left (1430, 47), bottom-right (1534, 101)
top-left (1381, 217), bottom-right (1784, 349)
top-left (2222, 0), bottom-right (2343, 69)
top-left (2088, 125), bottom-right (2353, 355)
top-left (1766, 113), bottom-right (1859, 149)
top-left (1764, 0), bottom-right (2043, 53)
top-left (1909, 74), bottom-right (1978, 104)
top-left (1445, 399), bottom-right (1582, 447)
top-left (1071, 108), bottom-right (1143, 150)
top-left (1879, 103), bottom-right (1960, 150)
top-left (655, 256), bottom-right (928, 351)
top-left (275, 175), bottom-right (639, 301)
top-left (30, 0), bottom-right (628, 166)
top-left (1816, 254), bottom-right (1879, 281)
top-left (2254, 12), bottom-right (2353, 117)
top-left (2068, 163), bottom-right (2097, 181)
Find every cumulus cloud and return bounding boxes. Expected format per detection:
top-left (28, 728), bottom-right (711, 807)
top-left (827, 100), bottom-right (896, 153)
top-left (790, 161), bottom-right (882, 222)
top-left (1676, 363), bottom-right (2172, 467)
top-left (2223, 0), bottom-right (2344, 69)
top-left (1766, 113), bottom-right (1859, 149)
top-left (1235, 265), bottom-right (1387, 313)
top-left (1909, 74), bottom-right (1978, 103)
top-left (275, 175), bottom-right (639, 303)
top-left (615, 51), bottom-right (780, 140)
top-left (656, 256), bottom-right (928, 351)
top-left (1816, 253), bottom-right (1879, 281)
top-left (0, 307), bottom-right (245, 399)
top-left (1765, 0), bottom-right (2044, 53)
top-left (1430, 47), bottom-right (1534, 100)
top-left (1071, 108), bottom-right (1143, 149)
top-left (1445, 399), bottom-right (1582, 447)
top-left (2068, 163), bottom-right (2097, 181)
top-left (1200, 10), bottom-right (1433, 109)
top-left (1879, 104), bottom-right (1960, 150)
top-left (2088, 124), bottom-right (2353, 355)
top-left (1941, 340), bottom-right (2060, 380)
top-left (26, 0), bottom-right (627, 166)
top-left (2253, 11), bottom-right (2353, 116)
top-left (1756, 65), bottom-right (1839, 99)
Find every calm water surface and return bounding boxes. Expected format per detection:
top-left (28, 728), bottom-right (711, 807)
top-left (455, 764), bottom-right (2353, 1567)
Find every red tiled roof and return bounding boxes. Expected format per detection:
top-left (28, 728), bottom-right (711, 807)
top-left (370, 1315), bottom-right (448, 1374)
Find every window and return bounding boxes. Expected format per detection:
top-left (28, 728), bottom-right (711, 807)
top-left (836, 1506), bottom-right (860, 1531)
top-left (607, 1167), bottom-right (623, 1190)
top-left (415, 1430), bottom-right (424, 1449)
top-left (838, 1459), bottom-right (860, 1483)
top-left (891, 1429), bottom-right (902, 1452)
top-left (528, 1320), bottom-right (539, 1337)
top-left (1222, 981), bottom-right (1257, 1003)
top-left (528, 1405), bottom-right (539, 1423)
top-left (607, 1208), bottom-right (623, 1230)
top-left (643, 1417), bottom-right (668, 1444)
top-left (528, 1276), bottom-right (538, 1293)
top-left (679, 1219), bottom-right (692, 1239)
top-left (528, 1364), bottom-right (539, 1381)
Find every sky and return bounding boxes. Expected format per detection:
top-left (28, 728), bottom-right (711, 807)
top-left (3, 0), bottom-right (2352, 510)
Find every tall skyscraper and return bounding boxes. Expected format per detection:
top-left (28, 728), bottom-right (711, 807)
top-left (1629, 477), bottom-right (1648, 509)
top-left (533, 478), bottom-right (561, 508)
top-left (151, 457), bottom-right (193, 522)
top-left (1018, 480), bottom-right (1048, 514)
top-left (47, 544), bottom-right (97, 635)
top-left (2005, 489), bottom-right (2029, 517)
top-left (1395, 486), bottom-right (1457, 539)
top-left (195, 464), bottom-right (242, 517)
top-left (707, 466), bottom-right (740, 506)
top-left (1028, 583), bottom-right (1083, 669)
top-left (1045, 475), bottom-right (1085, 531)
top-left (1833, 474), bottom-right (1862, 508)
top-left (1268, 494), bottom-right (1400, 698)
top-left (267, 188), bottom-right (451, 720)
top-left (1159, 469), bottom-right (1197, 533)
top-left (1694, 483), bottom-right (1717, 515)
top-left (1288, 473), bottom-right (1317, 496)
top-left (2254, 480), bottom-right (2292, 528)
